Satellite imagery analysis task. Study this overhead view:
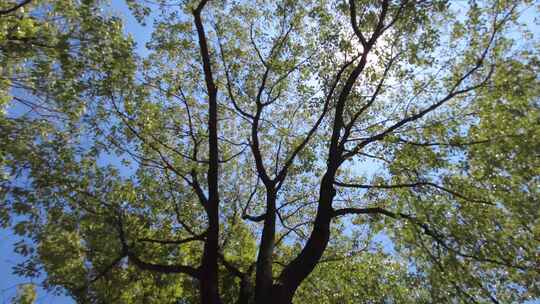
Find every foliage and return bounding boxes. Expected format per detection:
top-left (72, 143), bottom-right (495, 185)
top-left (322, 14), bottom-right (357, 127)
top-left (10, 284), bottom-right (36, 304)
top-left (1, 0), bottom-right (539, 303)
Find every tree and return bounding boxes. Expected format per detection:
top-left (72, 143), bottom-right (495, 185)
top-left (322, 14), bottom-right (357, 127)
top-left (1, 0), bottom-right (539, 303)
top-left (10, 284), bottom-right (37, 304)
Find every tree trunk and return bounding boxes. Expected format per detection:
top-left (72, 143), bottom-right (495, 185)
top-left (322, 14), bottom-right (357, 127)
top-left (269, 174), bottom-right (336, 303)
top-left (193, 1), bottom-right (222, 303)
top-left (237, 275), bottom-right (254, 304)
top-left (200, 215), bottom-right (221, 304)
top-left (254, 190), bottom-right (277, 304)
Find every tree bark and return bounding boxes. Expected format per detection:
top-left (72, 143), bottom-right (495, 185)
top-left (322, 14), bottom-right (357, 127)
top-left (237, 274), bottom-right (254, 304)
top-left (271, 173), bottom-right (336, 303)
top-left (193, 1), bottom-right (222, 303)
top-left (254, 189), bottom-right (277, 304)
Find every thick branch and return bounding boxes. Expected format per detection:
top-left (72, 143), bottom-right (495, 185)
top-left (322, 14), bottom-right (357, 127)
top-left (344, 64), bottom-right (495, 159)
top-left (127, 251), bottom-right (200, 277)
top-left (348, 0), bottom-right (367, 46)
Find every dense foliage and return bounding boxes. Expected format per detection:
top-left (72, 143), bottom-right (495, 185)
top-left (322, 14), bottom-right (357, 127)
top-left (1, 0), bottom-right (539, 303)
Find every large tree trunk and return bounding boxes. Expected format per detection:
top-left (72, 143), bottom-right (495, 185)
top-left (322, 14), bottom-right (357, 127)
top-left (271, 174), bottom-right (335, 303)
top-left (237, 274), bottom-right (254, 304)
top-left (193, 1), bottom-right (221, 303)
top-left (254, 190), bottom-right (277, 304)
top-left (200, 214), bottom-right (221, 304)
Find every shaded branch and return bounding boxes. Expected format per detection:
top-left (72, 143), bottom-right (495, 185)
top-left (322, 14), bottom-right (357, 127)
top-left (332, 207), bottom-right (528, 271)
top-left (138, 234), bottom-right (206, 245)
top-left (115, 215), bottom-right (200, 278)
top-left (334, 180), bottom-right (494, 205)
top-left (0, 0), bottom-right (31, 15)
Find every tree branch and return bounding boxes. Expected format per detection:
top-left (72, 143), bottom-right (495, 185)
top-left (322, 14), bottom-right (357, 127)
top-left (334, 180), bottom-right (494, 205)
top-left (138, 234), bottom-right (206, 245)
top-left (0, 0), bottom-right (31, 15)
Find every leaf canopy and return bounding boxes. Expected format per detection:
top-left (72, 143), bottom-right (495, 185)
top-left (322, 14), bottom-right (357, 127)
top-left (1, 0), bottom-right (539, 303)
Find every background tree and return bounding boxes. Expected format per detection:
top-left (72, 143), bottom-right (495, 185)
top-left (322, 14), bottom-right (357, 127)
top-left (10, 284), bottom-right (37, 304)
top-left (1, 0), bottom-right (539, 303)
